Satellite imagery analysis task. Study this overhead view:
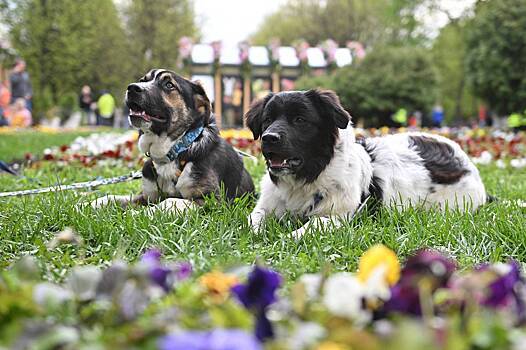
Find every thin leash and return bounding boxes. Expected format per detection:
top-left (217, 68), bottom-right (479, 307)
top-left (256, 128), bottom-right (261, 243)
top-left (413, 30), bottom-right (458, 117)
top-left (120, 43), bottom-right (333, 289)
top-left (0, 171), bottom-right (143, 198)
top-left (0, 148), bottom-right (256, 198)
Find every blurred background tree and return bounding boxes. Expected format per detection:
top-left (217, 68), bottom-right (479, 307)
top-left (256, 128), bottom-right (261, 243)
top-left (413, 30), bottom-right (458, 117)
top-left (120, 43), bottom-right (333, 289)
top-left (296, 46), bottom-right (437, 127)
top-left (431, 19), bottom-right (477, 124)
top-left (0, 0), bottom-right (198, 120)
top-left (1, 0), bottom-right (131, 118)
top-left (250, 0), bottom-right (433, 47)
top-left (123, 0), bottom-right (199, 76)
top-left (465, 0), bottom-right (526, 116)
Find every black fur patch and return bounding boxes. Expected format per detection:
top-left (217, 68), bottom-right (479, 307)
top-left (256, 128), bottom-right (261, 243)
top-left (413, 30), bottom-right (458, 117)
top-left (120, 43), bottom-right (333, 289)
top-left (368, 175), bottom-right (384, 202)
top-left (142, 159), bottom-right (157, 181)
top-left (409, 135), bottom-right (469, 185)
top-left (357, 138), bottom-right (384, 211)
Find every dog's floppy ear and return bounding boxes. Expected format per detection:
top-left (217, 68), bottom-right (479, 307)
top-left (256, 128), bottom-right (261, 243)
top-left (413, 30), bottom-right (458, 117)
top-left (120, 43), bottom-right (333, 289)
top-left (245, 92), bottom-right (274, 139)
top-left (191, 80), bottom-right (211, 116)
top-left (305, 89), bottom-right (351, 129)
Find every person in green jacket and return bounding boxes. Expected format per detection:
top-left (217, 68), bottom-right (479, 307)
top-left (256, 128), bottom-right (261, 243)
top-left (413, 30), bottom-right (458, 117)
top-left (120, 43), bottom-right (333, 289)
top-left (392, 108), bottom-right (407, 127)
top-left (507, 111), bottom-right (526, 132)
top-left (97, 91), bottom-right (115, 126)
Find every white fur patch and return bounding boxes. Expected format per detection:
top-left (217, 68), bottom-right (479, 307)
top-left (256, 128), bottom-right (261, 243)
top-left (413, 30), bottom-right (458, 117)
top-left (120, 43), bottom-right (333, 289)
top-left (138, 132), bottom-right (175, 159)
top-left (175, 162), bottom-right (195, 198)
top-left (90, 195), bottom-right (133, 209)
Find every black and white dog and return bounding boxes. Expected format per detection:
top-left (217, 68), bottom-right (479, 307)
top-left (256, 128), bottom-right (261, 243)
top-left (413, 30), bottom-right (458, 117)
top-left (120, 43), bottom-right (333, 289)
top-left (246, 90), bottom-right (487, 238)
top-left (91, 69), bottom-right (254, 210)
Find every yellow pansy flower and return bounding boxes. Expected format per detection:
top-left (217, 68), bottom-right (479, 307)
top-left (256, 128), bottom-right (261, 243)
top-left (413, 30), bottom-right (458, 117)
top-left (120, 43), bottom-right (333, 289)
top-left (316, 341), bottom-right (348, 350)
top-left (357, 245), bottom-right (400, 286)
top-left (199, 271), bottom-right (238, 301)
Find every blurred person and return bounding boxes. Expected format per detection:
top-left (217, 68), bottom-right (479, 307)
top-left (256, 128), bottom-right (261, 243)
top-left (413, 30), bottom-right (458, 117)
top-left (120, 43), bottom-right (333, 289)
top-left (96, 90), bottom-right (115, 126)
top-left (79, 85), bottom-right (95, 125)
top-left (9, 59), bottom-right (32, 110)
top-left (507, 111), bottom-right (526, 132)
top-left (5, 98), bottom-right (32, 127)
top-left (478, 105), bottom-right (487, 127)
top-left (392, 108), bottom-right (407, 127)
top-left (0, 81), bottom-right (11, 126)
top-left (432, 105), bottom-right (444, 128)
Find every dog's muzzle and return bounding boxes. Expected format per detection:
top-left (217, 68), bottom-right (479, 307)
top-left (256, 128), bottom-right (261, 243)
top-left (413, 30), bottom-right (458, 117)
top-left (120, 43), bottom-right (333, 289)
top-left (261, 131), bottom-right (302, 175)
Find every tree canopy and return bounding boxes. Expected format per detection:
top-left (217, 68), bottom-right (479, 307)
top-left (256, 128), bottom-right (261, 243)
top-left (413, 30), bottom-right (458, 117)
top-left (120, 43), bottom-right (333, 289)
top-left (431, 20), bottom-right (477, 123)
top-left (0, 0), bottom-right (198, 118)
top-left (250, 0), bottom-right (432, 47)
top-left (296, 45), bottom-right (437, 126)
top-left (465, 0), bottom-right (526, 116)
top-left (124, 0), bottom-right (199, 76)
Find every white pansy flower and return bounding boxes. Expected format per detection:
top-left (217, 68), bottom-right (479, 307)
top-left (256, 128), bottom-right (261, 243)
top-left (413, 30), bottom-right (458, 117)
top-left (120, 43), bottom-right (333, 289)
top-left (298, 273), bottom-right (322, 300)
top-left (323, 272), bottom-right (370, 324)
top-left (33, 282), bottom-right (72, 307)
top-left (67, 265), bottom-right (102, 301)
top-left (287, 321), bottom-right (326, 350)
top-left (361, 265), bottom-right (391, 302)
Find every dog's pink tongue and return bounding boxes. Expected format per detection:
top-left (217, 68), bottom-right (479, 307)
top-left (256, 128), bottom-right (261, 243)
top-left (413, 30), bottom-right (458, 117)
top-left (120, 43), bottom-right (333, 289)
top-left (142, 113), bottom-right (151, 121)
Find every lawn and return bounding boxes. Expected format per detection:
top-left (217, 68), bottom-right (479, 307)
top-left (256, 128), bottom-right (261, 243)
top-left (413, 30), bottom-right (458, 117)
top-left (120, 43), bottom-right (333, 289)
top-left (0, 129), bottom-right (99, 161)
top-left (0, 130), bottom-right (525, 283)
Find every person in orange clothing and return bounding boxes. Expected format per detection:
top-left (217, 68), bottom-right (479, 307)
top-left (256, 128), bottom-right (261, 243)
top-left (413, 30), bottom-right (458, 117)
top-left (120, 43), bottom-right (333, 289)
top-left (5, 98), bottom-right (32, 127)
top-left (0, 81), bottom-right (11, 126)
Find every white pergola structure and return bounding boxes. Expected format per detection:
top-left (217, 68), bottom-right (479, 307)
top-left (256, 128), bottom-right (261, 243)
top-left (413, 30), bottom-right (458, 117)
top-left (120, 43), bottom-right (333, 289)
top-left (188, 44), bottom-right (353, 128)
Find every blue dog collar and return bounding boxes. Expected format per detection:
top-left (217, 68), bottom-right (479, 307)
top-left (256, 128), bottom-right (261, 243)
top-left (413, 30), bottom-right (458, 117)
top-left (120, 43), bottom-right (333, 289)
top-left (148, 124), bottom-right (204, 164)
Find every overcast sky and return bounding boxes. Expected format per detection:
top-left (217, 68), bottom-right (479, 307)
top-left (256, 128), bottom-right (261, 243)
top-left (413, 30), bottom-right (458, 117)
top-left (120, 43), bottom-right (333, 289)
top-left (194, 0), bottom-right (287, 46)
top-left (194, 0), bottom-right (476, 46)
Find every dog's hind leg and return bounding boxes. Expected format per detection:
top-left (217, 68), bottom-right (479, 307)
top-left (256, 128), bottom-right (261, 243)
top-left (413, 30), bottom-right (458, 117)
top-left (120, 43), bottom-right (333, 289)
top-left (90, 195), bottom-right (134, 209)
top-left (154, 198), bottom-right (197, 212)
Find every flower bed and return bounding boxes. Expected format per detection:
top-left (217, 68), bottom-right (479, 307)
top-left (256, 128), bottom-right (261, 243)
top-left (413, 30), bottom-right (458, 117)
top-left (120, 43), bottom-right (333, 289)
top-left (2, 243), bottom-right (525, 349)
top-left (7, 127), bottom-right (525, 170)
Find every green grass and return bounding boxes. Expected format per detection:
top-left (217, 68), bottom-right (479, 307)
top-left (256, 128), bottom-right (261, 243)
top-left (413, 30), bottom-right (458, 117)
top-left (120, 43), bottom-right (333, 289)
top-left (0, 132), bottom-right (525, 284)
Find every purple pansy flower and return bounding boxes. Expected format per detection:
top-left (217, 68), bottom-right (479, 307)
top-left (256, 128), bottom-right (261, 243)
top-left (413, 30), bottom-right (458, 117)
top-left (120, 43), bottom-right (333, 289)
top-left (480, 261), bottom-right (525, 322)
top-left (141, 249), bottom-right (162, 264)
top-left (175, 261), bottom-right (193, 281)
top-left (383, 249), bottom-right (456, 316)
top-left (231, 266), bottom-right (282, 341)
top-left (140, 249), bottom-right (172, 291)
top-left (254, 310), bottom-right (273, 341)
top-left (482, 261), bottom-right (521, 307)
top-left (231, 266), bottom-right (281, 310)
top-left (403, 249), bottom-right (457, 284)
top-left (150, 266), bottom-right (172, 291)
top-left (158, 329), bottom-right (261, 350)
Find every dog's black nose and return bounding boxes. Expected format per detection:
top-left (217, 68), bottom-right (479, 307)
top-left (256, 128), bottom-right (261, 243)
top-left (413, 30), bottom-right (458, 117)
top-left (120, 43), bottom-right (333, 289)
top-left (262, 132), bottom-right (280, 144)
top-left (127, 83), bottom-right (143, 93)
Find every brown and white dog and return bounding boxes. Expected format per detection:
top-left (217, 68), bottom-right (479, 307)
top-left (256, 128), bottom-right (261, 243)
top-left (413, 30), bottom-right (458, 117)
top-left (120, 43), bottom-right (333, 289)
top-left (246, 90), bottom-right (488, 238)
top-left (91, 69), bottom-right (254, 211)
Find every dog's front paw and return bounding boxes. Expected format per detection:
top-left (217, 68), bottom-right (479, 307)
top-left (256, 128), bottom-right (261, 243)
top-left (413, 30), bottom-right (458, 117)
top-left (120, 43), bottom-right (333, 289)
top-left (290, 225), bottom-right (308, 240)
top-left (156, 198), bottom-right (196, 212)
top-left (248, 210), bottom-right (266, 233)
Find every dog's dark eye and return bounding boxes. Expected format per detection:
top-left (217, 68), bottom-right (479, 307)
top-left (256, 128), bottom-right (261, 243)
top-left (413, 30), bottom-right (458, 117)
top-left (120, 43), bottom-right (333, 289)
top-left (165, 82), bottom-right (175, 90)
top-left (294, 117), bottom-right (306, 124)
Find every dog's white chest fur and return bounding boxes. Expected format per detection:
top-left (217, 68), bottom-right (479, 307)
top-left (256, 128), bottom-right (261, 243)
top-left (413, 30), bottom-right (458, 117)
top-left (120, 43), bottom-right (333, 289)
top-left (254, 127), bottom-right (372, 220)
top-left (138, 132), bottom-right (196, 200)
